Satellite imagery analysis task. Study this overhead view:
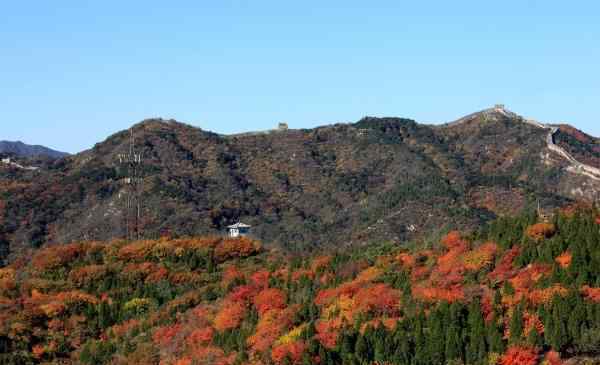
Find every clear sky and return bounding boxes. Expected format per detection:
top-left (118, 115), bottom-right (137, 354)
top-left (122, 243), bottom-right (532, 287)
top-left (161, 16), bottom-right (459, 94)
top-left (1, 1), bottom-right (599, 153)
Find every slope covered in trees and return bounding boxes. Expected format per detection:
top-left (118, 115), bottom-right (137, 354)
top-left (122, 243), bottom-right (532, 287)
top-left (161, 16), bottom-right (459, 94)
top-left (1, 205), bottom-right (600, 364)
top-left (2, 110), bottom-right (600, 264)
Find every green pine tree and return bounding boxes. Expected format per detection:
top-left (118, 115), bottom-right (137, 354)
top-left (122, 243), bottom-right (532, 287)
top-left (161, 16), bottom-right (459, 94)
top-left (509, 303), bottom-right (524, 345)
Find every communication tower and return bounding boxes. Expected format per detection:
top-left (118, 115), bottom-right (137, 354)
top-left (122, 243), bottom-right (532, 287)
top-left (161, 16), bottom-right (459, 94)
top-left (117, 130), bottom-right (144, 240)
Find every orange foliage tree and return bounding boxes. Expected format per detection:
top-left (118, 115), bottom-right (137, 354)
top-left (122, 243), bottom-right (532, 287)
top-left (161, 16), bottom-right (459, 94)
top-left (247, 306), bottom-right (297, 354)
top-left (523, 312), bottom-right (544, 336)
top-left (441, 231), bottom-right (469, 250)
top-left (555, 252), bottom-right (572, 268)
top-left (311, 255), bottom-right (332, 272)
top-left (412, 284), bottom-right (465, 303)
top-left (31, 242), bottom-right (90, 272)
top-left (528, 285), bottom-right (568, 305)
top-left (526, 223), bottom-right (556, 241)
top-left (396, 252), bottom-right (416, 268)
top-left (214, 301), bottom-right (247, 332)
top-left (462, 242), bottom-right (498, 271)
top-left (214, 237), bottom-right (261, 262)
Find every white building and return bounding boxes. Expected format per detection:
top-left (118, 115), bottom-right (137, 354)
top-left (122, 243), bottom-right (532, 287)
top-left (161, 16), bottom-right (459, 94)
top-left (227, 222), bottom-right (252, 238)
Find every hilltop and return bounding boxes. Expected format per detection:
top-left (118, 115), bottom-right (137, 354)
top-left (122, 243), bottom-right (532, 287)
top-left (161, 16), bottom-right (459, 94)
top-left (0, 107), bottom-right (599, 263)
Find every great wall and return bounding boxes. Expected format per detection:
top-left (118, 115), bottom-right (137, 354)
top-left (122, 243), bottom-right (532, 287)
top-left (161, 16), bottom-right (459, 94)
top-left (0, 157), bottom-right (39, 171)
top-left (523, 116), bottom-right (600, 182)
top-left (445, 105), bottom-right (600, 182)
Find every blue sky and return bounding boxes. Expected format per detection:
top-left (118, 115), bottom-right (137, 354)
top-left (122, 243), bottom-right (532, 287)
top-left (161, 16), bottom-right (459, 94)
top-left (1, 1), bottom-right (599, 153)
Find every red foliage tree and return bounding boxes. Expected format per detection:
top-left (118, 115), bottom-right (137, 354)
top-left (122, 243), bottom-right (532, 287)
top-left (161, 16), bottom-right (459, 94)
top-left (544, 350), bottom-right (564, 365)
top-left (353, 283), bottom-right (400, 315)
top-left (153, 323), bottom-right (182, 347)
top-left (271, 341), bottom-right (306, 365)
top-left (489, 246), bottom-right (521, 283)
top-left (315, 318), bottom-right (343, 349)
top-left (250, 270), bottom-right (270, 289)
top-left (226, 284), bottom-right (256, 304)
top-left (187, 327), bottom-right (214, 347)
top-left (222, 266), bottom-right (244, 287)
top-left (500, 346), bottom-right (538, 365)
top-left (581, 286), bottom-right (600, 302)
top-left (254, 288), bottom-right (287, 316)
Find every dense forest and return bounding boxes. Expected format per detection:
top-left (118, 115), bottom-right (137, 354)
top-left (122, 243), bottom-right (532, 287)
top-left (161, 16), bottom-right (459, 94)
top-left (1, 204), bottom-right (600, 364)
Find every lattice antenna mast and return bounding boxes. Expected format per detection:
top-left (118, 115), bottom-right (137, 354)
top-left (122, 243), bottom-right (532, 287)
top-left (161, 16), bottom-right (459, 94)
top-left (118, 129), bottom-right (144, 240)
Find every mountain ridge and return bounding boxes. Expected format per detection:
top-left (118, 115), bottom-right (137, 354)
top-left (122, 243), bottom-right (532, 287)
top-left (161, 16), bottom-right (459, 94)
top-left (0, 108), bottom-right (599, 264)
top-left (0, 140), bottom-right (70, 159)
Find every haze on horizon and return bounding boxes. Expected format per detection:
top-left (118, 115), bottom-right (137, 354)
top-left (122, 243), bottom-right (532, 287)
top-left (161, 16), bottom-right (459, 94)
top-left (1, 1), bottom-right (599, 154)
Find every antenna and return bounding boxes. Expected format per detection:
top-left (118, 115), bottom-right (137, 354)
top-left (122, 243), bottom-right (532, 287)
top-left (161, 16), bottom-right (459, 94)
top-left (117, 129), bottom-right (144, 240)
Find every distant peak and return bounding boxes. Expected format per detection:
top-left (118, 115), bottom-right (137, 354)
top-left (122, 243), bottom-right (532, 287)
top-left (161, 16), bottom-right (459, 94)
top-left (134, 118), bottom-right (181, 128)
top-left (0, 140), bottom-right (69, 158)
top-left (127, 119), bottom-right (207, 135)
top-left (444, 104), bottom-right (522, 127)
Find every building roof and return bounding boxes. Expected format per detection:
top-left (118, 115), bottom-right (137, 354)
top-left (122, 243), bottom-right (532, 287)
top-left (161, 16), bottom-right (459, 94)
top-left (227, 222), bottom-right (252, 229)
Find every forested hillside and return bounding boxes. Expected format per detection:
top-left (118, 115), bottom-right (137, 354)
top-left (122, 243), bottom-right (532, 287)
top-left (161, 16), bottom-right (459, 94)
top-left (1, 205), bottom-right (600, 364)
top-left (1, 109), bottom-right (599, 263)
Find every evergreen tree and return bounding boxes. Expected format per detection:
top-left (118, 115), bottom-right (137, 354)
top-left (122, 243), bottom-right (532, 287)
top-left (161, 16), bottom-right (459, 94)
top-left (428, 308), bottom-right (446, 365)
top-left (509, 303), bottom-right (524, 345)
top-left (547, 303), bottom-right (568, 351)
top-left (486, 314), bottom-right (505, 354)
top-left (413, 313), bottom-right (428, 365)
top-left (355, 335), bottom-right (370, 364)
top-left (526, 326), bottom-right (543, 347)
top-left (466, 300), bottom-right (487, 365)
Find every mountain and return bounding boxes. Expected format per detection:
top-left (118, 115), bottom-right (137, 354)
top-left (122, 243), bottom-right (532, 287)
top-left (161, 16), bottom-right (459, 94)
top-left (0, 140), bottom-right (69, 159)
top-left (1, 205), bottom-right (599, 364)
top-left (0, 106), bottom-right (599, 263)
